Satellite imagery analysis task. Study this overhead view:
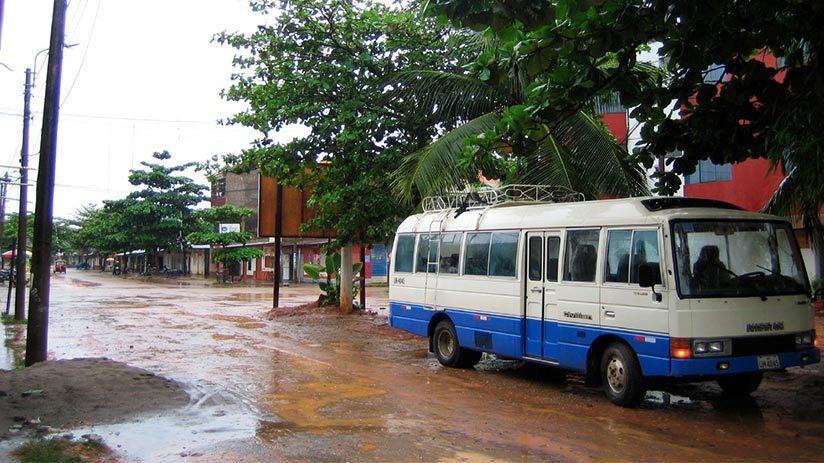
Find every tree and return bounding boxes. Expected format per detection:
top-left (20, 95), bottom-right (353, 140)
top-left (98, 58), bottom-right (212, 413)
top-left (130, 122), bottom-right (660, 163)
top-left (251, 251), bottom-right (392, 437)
top-left (187, 205), bottom-right (264, 282)
top-left (2, 213), bottom-right (33, 251)
top-left (389, 38), bottom-right (651, 203)
top-left (125, 151), bottom-right (207, 272)
top-left (424, 0), bottom-right (824, 276)
top-left (219, 0), bottom-right (478, 310)
top-left (217, 0), bottom-right (461, 247)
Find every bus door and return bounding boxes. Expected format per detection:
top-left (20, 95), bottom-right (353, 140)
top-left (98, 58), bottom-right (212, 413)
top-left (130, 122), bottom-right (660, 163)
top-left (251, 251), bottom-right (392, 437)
top-left (524, 231), bottom-right (562, 360)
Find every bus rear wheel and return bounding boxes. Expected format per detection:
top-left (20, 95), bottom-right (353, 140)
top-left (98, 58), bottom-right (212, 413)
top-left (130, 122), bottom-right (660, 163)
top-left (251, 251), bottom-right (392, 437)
top-left (600, 342), bottom-right (647, 407)
top-left (717, 372), bottom-right (763, 396)
top-left (433, 320), bottom-right (482, 368)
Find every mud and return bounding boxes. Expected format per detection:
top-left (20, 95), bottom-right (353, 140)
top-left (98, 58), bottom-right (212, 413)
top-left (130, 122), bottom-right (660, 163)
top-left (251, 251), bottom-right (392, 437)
top-left (2, 270), bottom-right (822, 462)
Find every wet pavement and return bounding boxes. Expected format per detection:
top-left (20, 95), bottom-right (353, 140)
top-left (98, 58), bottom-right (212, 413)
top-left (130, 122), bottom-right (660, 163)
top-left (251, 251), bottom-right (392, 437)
top-left (3, 270), bottom-right (824, 462)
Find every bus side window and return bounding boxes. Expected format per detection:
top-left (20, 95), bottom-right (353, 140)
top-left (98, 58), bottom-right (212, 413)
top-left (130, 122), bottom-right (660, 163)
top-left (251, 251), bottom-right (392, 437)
top-left (464, 232), bottom-right (491, 276)
top-left (489, 232), bottom-right (518, 277)
top-left (528, 236), bottom-right (542, 281)
top-left (546, 236), bottom-right (560, 281)
top-left (415, 234), bottom-right (435, 273)
top-left (630, 230), bottom-right (659, 284)
top-left (564, 229), bottom-right (599, 282)
top-left (438, 232), bottom-right (462, 274)
top-left (394, 234), bottom-right (415, 273)
top-left (606, 230), bottom-right (632, 283)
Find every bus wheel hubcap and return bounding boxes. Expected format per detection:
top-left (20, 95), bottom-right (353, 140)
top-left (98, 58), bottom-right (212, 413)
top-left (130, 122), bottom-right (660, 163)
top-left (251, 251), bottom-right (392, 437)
top-left (606, 357), bottom-right (625, 393)
top-left (437, 331), bottom-right (454, 357)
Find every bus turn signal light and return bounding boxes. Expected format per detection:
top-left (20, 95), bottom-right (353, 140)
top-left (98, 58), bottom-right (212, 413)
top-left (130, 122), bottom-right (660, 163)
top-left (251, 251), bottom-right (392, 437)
top-left (671, 338), bottom-right (692, 359)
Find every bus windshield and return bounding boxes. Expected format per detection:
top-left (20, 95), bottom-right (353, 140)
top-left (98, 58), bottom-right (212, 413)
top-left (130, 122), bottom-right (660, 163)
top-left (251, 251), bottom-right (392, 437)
top-left (672, 221), bottom-right (808, 298)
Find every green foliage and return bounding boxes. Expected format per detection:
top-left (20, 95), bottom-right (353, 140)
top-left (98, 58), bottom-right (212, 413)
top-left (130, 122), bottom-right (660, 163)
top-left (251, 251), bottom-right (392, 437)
top-left (126, 151), bottom-right (208, 254)
top-left (2, 313), bottom-right (27, 325)
top-left (213, 246), bottom-right (264, 265)
top-left (303, 253), bottom-right (363, 306)
top-left (217, 0), bottom-right (465, 246)
top-left (71, 152), bottom-right (207, 263)
top-left (1, 213), bottom-right (33, 251)
top-left (13, 438), bottom-right (106, 463)
top-left (187, 205), bottom-right (261, 278)
top-left (425, 0), bottom-right (824, 209)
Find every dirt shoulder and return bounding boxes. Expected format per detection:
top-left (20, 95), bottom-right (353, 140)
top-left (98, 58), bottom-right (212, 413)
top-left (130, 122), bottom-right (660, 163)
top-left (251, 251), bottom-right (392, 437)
top-left (0, 358), bottom-right (189, 440)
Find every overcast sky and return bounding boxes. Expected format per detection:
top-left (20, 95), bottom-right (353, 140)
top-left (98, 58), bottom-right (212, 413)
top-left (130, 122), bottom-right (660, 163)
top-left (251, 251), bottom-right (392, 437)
top-left (0, 0), bottom-right (297, 219)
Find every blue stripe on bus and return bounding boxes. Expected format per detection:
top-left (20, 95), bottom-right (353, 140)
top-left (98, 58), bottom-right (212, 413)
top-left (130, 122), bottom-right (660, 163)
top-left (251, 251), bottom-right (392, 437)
top-left (390, 301), bottom-right (671, 376)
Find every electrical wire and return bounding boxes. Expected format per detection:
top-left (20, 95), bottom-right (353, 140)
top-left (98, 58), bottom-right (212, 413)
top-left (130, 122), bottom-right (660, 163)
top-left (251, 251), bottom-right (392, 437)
top-left (61, 0), bottom-right (102, 108)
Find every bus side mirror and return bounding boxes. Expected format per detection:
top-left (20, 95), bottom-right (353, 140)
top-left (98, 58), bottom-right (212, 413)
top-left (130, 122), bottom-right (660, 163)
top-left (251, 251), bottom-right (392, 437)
top-left (638, 263), bottom-right (661, 288)
top-left (638, 263), bottom-right (663, 302)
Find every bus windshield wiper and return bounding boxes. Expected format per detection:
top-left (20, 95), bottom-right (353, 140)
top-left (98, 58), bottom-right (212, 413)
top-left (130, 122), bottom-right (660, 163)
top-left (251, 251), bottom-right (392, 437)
top-left (709, 262), bottom-right (768, 301)
top-left (755, 264), bottom-right (806, 293)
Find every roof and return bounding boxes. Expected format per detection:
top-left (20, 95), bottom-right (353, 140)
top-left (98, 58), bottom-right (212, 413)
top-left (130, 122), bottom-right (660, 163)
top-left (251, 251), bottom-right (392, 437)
top-left (396, 196), bottom-right (786, 234)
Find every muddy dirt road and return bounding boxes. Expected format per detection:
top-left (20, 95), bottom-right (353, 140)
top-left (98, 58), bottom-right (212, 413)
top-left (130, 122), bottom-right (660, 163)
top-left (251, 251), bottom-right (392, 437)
top-left (3, 271), bottom-right (823, 462)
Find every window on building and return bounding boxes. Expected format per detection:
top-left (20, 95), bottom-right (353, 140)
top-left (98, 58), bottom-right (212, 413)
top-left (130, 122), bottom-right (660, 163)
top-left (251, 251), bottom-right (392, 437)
top-left (703, 64), bottom-right (726, 83)
top-left (684, 159), bottom-right (732, 184)
top-left (394, 234), bottom-right (415, 273)
top-left (212, 178), bottom-right (226, 198)
top-left (593, 91), bottom-right (625, 114)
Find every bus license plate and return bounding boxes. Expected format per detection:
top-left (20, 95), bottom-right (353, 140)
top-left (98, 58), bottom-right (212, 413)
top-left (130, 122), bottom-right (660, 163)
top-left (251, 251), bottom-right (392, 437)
top-left (757, 355), bottom-right (781, 370)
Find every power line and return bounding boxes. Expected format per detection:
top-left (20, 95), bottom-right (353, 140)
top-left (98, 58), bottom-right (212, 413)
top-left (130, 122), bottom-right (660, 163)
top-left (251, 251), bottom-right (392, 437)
top-left (61, 0), bottom-right (102, 108)
top-left (0, 107), bottom-right (220, 124)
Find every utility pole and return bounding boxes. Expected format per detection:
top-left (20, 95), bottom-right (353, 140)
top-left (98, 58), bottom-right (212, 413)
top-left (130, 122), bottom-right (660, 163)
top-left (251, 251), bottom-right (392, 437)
top-left (27, 0), bottom-right (67, 366)
top-left (14, 68), bottom-right (31, 321)
top-left (0, 172), bottom-right (7, 269)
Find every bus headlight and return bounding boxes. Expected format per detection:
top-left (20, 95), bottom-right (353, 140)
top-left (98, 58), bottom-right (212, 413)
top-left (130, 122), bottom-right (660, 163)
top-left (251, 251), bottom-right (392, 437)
top-left (795, 330), bottom-right (815, 349)
top-left (692, 339), bottom-right (730, 357)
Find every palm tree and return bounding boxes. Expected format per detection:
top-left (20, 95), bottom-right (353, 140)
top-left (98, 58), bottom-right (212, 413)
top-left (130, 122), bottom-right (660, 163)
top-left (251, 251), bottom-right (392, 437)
top-left (389, 41), bottom-right (653, 205)
top-left (761, 165), bottom-right (824, 280)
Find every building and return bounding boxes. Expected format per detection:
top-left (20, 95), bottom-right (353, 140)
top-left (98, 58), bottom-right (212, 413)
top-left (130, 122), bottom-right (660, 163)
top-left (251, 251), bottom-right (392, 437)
top-left (210, 171), bottom-right (390, 283)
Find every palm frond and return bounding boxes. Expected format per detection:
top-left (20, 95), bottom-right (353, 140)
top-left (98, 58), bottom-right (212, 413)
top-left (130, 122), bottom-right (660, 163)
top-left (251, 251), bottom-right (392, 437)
top-left (515, 111), bottom-right (650, 198)
top-left (389, 70), bottom-right (510, 123)
top-left (391, 112), bottom-right (501, 204)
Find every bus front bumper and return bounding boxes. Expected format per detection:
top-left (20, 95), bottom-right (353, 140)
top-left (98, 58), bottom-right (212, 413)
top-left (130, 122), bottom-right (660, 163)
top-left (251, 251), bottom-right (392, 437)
top-left (670, 348), bottom-right (820, 376)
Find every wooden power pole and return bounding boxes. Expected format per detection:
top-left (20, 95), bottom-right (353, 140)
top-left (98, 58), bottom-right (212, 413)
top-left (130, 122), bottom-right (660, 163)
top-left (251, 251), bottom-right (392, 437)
top-left (26, 0), bottom-right (67, 366)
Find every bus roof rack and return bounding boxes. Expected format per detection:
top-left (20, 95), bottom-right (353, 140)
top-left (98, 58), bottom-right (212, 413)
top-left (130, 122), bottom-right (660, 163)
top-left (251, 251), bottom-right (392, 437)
top-left (422, 184), bottom-right (585, 213)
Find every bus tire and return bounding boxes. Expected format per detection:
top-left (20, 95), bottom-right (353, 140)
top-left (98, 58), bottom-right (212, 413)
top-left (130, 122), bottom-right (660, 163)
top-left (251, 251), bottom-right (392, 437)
top-left (717, 372), bottom-right (762, 396)
top-left (600, 342), bottom-right (647, 407)
top-left (433, 320), bottom-right (481, 368)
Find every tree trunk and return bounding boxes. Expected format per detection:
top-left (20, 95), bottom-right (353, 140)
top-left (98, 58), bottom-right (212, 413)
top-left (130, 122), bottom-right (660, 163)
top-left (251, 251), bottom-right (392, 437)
top-left (340, 246), bottom-right (353, 313)
top-left (812, 226), bottom-right (824, 282)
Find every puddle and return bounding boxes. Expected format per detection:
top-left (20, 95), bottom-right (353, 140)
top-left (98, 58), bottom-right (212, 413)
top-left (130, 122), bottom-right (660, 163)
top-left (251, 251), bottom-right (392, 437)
top-left (65, 382), bottom-right (265, 462)
top-left (1, 324), bottom-right (25, 370)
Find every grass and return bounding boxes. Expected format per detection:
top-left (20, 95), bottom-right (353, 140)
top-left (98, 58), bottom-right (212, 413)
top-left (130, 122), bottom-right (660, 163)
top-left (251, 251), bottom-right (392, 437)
top-left (1, 313), bottom-right (27, 325)
top-left (13, 439), bottom-right (108, 463)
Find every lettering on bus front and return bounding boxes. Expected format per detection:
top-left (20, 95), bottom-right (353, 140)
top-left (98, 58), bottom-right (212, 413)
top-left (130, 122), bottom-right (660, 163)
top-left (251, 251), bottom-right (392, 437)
top-left (746, 321), bottom-right (785, 333)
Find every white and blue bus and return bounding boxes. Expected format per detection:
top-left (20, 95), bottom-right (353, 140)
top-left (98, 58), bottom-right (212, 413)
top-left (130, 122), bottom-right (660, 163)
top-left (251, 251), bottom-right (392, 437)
top-left (388, 187), bottom-right (820, 406)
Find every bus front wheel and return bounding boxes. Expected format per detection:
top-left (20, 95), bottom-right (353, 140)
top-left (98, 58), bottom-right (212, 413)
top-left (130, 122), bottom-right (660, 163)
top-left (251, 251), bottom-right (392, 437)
top-left (600, 342), bottom-right (647, 407)
top-left (717, 372), bottom-right (763, 396)
top-left (432, 320), bottom-right (481, 368)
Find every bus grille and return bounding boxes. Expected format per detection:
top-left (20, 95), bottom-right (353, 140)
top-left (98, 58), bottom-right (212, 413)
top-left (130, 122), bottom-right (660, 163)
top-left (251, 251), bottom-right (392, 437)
top-left (731, 334), bottom-right (797, 356)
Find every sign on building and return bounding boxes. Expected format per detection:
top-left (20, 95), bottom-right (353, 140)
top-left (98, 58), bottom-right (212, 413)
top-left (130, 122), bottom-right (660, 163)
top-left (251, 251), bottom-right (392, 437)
top-left (219, 223), bottom-right (241, 234)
